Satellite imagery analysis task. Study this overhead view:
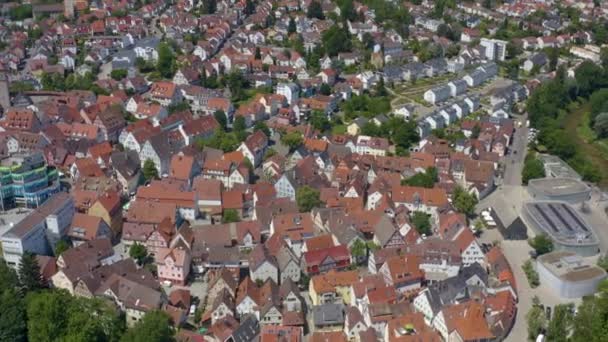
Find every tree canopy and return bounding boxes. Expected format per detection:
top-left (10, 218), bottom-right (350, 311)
top-left (156, 42), bottom-right (176, 79)
top-left (27, 290), bottom-right (125, 342)
top-left (296, 186), bottom-right (322, 212)
top-left (522, 152), bottom-right (546, 185)
top-left (120, 310), bottom-right (174, 342)
top-left (222, 209), bottom-right (241, 223)
top-left (411, 211), bottom-right (432, 236)
top-left (19, 252), bottom-right (45, 293)
top-left (452, 186), bottom-right (478, 216)
top-left (307, 0), bottom-right (324, 19)
top-left (528, 234), bottom-right (554, 255)
top-left (143, 159), bottom-right (159, 181)
top-left (281, 131), bottom-right (304, 151)
top-left (402, 167), bottom-right (438, 188)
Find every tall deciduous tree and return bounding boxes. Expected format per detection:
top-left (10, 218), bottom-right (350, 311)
top-left (214, 110), bottom-right (227, 130)
top-left (452, 186), bottom-right (478, 216)
top-left (156, 42), bottom-right (176, 79)
top-left (307, 1), bottom-right (324, 19)
top-left (143, 159), bottom-right (159, 181)
top-left (0, 288), bottom-right (26, 342)
top-left (129, 243), bottom-right (149, 266)
top-left (411, 211), bottom-right (431, 236)
top-left (281, 131), bottom-right (303, 151)
top-left (121, 310), bottom-right (174, 342)
top-left (296, 186), bottom-right (322, 212)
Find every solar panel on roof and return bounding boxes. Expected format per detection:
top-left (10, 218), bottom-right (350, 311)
top-left (533, 204), bottom-right (559, 233)
top-left (547, 203), bottom-right (574, 232)
top-left (562, 203), bottom-right (589, 232)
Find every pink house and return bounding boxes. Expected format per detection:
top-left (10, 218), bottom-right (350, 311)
top-left (156, 246), bottom-right (191, 286)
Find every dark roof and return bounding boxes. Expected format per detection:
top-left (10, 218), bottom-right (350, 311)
top-left (500, 216), bottom-right (529, 240)
top-left (230, 315), bottom-right (260, 342)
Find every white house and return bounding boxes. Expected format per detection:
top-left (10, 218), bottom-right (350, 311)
top-left (276, 82), bottom-right (299, 105)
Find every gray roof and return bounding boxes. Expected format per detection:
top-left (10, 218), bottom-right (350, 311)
top-left (3, 192), bottom-right (72, 239)
top-left (313, 303), bottom-right (345, 326)
top-left (373, 215), bottom-right (399, 247)
top-left (230, 315), bottom-right (260, 342)
top-left (134, 37), bottom-right (160, 49)
top-left (111, 150), bottom-right (141, 178)
top-left (424, 262), bottom-right (488, 315)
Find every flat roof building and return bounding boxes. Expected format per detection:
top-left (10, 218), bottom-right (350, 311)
top-left (538, 154), bottom-right (581, 180)
top-left (522, 201), bottom-right (599, 257)
top-left (528, 177), bottom-right (591, 204)
top-left (537, 251), bottom-right (606, 298)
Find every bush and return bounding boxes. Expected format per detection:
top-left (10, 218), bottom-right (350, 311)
top-left (522, 259), bottom-right (540, 288)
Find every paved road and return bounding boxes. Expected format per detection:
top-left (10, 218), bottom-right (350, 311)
top-left (503, 114), bottom-right (529, 186)
top-left (478, 230), bottom-right (581, 342)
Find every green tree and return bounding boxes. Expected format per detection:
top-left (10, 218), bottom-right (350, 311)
top-left (296, 185), bottom-right (322, 212)
top-left (0, 260), bottom-right (19, 292)
top-left (593, 112), bottom-right (608, 138)
top-left (339, 0), bottom-right (356, 21)
top-left (597, 254), bottom-right (608, 271)
top-left (402, 167), bottom-right (437, 188)
top-left (571, 280), bottom-right (608, 341)
top-left (546, 304), bottom-right (575, 342)
top-left (349, 239), bottom-right (367, 263)
top-left (527, 304), bottom-right (547, 340)
top-left (411, 211), bottom-right (432, 236)
top-left (255, 47), bottom-right (261, 60)
top-left (129, 243), bottom-right (148, 266)
top-left (310, 110), bottom-right (331, 131)
top-left (254, 121), bottom-right (271, 137)
top-left (307, 0), bottom-right (324, 19)
top-left (54, 240), bottom-right (70, 257)
top-left (110, 69), bottom-right (128, 81)
top-left (232, 115), bottom-right (246, 133)
top-left (143, 159), bottom-right (159, 181)
top-left (9, 5), bottom-right (32, 20)
top-left (19, 252), bottom-right (44, 292)
top-left (281, 131), bottom-right (304, 151)
top-left (319, 83), bottom-right (332, 95)
top-left (452, 186), bottom-right (478, 216)
top-left (288, 17), bottom-right (297, 34)
top-left (222, 209), bottom-right (241, 223)
top-left (156, 42), bottom-right (176, 79)
top-left (322, 25), bottom-right (352, 57)
top-left (522, 153), bottom-right (546, 185)
top-left (0, 288), bottom-right (26, 342)
top-left (214, 110), bottom-right (227, 130)
top-left (121, 310), bottom-right (173, 342)
top-left (529, 234), bottom-right (554, 255)
top-left (27, 290), bottom-right (125, 342)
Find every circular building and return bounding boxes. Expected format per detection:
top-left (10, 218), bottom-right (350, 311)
top-left (528, 178), bottom-right (591, 204)
top-left (537, 251), bottom-right (607, 298)
top-left (522, 201), bottom-right (599, 257)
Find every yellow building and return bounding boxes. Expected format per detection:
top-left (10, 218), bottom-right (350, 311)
top-left (309, 269), bottom-right (359, 306)
top-left (88, 191), bottom-right (122, 238)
